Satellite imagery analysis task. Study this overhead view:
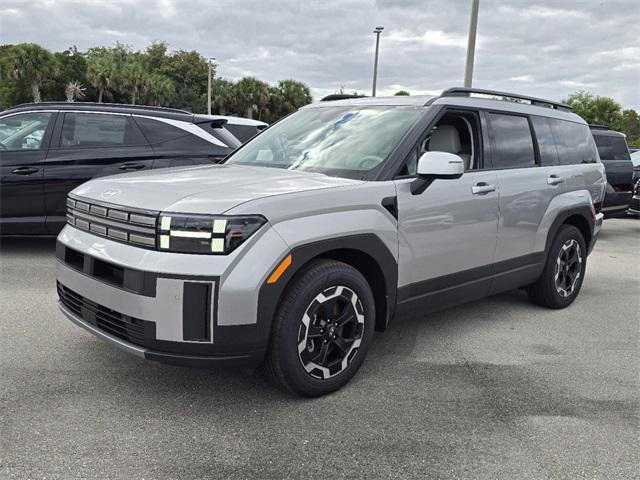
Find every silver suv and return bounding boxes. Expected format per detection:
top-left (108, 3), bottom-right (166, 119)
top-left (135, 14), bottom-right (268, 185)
top-left (56, 88), bottom-right (606, 397)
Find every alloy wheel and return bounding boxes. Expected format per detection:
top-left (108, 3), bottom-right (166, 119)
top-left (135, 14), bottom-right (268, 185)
top-left (555, 238), bottom-right (582, 297)
top-left (297, 285), bottom-right (365, 380)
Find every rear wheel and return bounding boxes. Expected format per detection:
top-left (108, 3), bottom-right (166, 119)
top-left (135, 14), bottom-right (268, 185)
top-left (527, 224), bottom-right (586, 309)
top-left (266, 259), bottom-right (375, 397)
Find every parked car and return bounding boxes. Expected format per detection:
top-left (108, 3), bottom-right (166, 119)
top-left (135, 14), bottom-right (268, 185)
top-left (628, 151), bottom-right (640, 217)
top-left (205, 115), bottom-right (267, 142)
top-left (589, 125), bottom-right (634, 218)
top-left (56, 88), bottom-right (606, 397)
top-left (0, 102), bottom-right (242, 236)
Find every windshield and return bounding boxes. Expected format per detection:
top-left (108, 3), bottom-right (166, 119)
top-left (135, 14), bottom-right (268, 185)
top-left (225, 106), bottom-right (422, 178)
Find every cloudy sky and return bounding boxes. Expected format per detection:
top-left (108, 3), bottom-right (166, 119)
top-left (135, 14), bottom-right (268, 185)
top-left (1, 0), bottom-right (639, 109)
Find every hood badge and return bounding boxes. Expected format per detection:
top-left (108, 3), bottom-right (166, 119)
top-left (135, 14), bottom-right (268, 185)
top-left (101, 189), bottom-right (121, 199)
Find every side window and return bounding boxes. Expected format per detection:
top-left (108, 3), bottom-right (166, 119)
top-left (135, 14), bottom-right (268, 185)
top-left (134, 117), bottom-right (189, 145)
top-left (531, 116), bottom-right (558, 166)
top-left (396, 110), bottom-right (482, 177)
top-left (487, 113), bottom-right (535, 169)
top-left (0, 112), bottom-right (52, 151)
top-left (551, 120), bottom-right (599, 164)
top-left (592, 134), bottom-right (630, 161)
top-left (60, 113), bottom-right (147, 148)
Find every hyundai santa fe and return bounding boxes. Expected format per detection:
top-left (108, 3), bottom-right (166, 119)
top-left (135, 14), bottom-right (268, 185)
top-left (55, 88), bottom-right (606, 397)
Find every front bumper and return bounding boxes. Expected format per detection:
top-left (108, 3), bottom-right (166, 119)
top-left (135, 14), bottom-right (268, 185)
top-left (56, 225), bottom-right (289, 366)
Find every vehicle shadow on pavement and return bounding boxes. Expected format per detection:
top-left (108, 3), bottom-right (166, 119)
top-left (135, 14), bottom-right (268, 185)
top-left (0, 237), bottom-right (57, 255)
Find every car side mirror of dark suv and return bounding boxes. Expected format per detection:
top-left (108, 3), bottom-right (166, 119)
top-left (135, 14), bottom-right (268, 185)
top-left (411, 151), bottom-right (465, 195)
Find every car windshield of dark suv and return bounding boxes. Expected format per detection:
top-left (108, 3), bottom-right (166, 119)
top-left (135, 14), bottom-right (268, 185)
top-left (225, 106), bottom-right (422, 179)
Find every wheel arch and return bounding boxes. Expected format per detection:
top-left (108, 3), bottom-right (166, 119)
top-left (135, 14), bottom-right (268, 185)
top-left (256, 234), bottom-right (397, 347)
top-left (544, 206), bottom-right (594, 257)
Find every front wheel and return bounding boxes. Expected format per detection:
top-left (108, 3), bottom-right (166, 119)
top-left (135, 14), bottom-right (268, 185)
top-left (527, 224), bottom-right (587, 309)
top-left (266, 259), bottom-right (375, 397)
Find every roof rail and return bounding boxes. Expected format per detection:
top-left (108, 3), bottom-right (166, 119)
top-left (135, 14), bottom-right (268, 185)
top-left (320, 94), bottom-right (367, 102)
top-left (440, 87), bottom-right (572, 111)
top-left (7, 102), bottom-right (192, 115)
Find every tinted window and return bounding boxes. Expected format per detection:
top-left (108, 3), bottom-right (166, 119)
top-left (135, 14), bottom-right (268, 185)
top-left (134, 117), bottom-right (188, 144)
top-left (488, 113), bottom-right (535, 168)
top-left (61, 113), bottom-right (147, 147)
top-left (550, 120), bottom-right (599, 164)
top-left (593, 134), bottom-right (630, 161)
top-left (0, 112), bottom-right (52, 150)
top-left (531, 116), bottom-right (558, 166)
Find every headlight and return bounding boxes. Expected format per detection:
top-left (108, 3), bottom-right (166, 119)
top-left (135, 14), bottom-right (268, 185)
top-left (158, 214), bottom-right (267, 254)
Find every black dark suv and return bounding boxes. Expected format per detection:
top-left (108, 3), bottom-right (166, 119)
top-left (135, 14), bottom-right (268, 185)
top-left (589, 125), bottom-right (634, 218)
top-left (0, 103), bottom-right (242, 235)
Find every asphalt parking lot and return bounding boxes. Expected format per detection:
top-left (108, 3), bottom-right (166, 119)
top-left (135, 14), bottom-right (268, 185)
top-left (1, 218), bottom-right (638, 480)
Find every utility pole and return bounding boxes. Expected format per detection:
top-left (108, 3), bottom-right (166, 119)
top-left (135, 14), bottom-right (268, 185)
top-left (464, 0), bottom-right (479, 88)
top-left (207, 57), bottom-right (215, 115)
top-left (372, 26), bottom-right (384, 97)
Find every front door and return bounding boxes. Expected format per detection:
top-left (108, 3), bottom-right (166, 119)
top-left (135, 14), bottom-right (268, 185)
top-left (394, 109), bottom-right (499, 316)
top-left (43, 112), bottom-right (155, 233)
top-left (0, 111), bottom-right (56, 234)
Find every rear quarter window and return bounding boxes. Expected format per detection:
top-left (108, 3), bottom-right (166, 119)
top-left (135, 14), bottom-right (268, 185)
top-left (550, 120), bottom-right (599, 165)
top-left (531, 116), bottom-right (559, 166)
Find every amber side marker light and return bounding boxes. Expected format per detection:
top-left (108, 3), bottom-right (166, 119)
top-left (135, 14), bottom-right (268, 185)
top-left (267, 254), bottom-right (292, 284)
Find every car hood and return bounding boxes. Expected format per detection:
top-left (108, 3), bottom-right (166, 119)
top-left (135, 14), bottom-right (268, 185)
top-left (71, 164), bottom-right (362, 214)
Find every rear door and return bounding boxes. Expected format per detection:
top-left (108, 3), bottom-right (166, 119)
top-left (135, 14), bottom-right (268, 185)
top-left (593, 132), bottom-right (633, 192)
top-left (0, 111), bottom-right (56, 234)
top-left (43, 112), bottom-right (155, 233)
top-left (488, 112), bottom-right (565, 284)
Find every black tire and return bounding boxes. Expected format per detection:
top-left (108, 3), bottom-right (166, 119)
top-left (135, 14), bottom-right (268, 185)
top-left (527, 225), bottom-right (587, 309)
top-left (265, 259), bottom-right (376, 397)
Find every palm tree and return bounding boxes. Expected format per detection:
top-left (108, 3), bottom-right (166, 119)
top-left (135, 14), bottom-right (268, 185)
top-left (86, 48), bottom-right (114, 103)
top-left (273, 79), bottom-right (312, 118)
top-left (118, 54), bottom-right (148, 105)
top-left (145, 74), bottom-right (175, 106)
top-left (7, 43), bottom-right (55, 102)
top-left (65, 81), bottom-right (86, 102)
top-left (211, 78), bottom-right (235, 115)
top-left (233, 77), bottom-right (270, 120)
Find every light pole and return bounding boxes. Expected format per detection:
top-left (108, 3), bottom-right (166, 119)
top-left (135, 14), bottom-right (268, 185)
top-left (464, 0), bottom-right (479, 88)
top-left (372, 26), bottom-right (384, 97)
top-left (207, 57), bottom-right (216, 115)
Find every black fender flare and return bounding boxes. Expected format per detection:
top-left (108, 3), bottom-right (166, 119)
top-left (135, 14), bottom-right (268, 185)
top-left (254, 234), bottom-right (398, 352)
top-left (543, 206), bottom-right (594, 258)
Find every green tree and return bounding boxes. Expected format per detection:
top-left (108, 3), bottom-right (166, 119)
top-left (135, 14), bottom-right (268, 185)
top-left (119, 53), bottom-right (148, 104)
top-left (5, 43), bottom-right (55, 102)
top-left (160, 49), bottom-right (208, 111)
top-left (270, 79), bottom-right (312, 120)
top-left (394, 90), bottom-right (410, 96)
top-left (234, 76), bottom-right (270, 120)
top-left (564, 91), bottom-right (623, 127)
top-left (145, 73), bottom-right (175, 106)
top-left (86, 47), bottom-right (115, 102)
top-left (211, 78), bottom-right (235, 115)
top-left (619, 109), bottom-right (640, 146)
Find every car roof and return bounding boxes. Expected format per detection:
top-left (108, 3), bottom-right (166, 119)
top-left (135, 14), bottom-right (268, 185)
top-left (589, 125), bottom-right (627, 138)
top-left (303, 87), bottom-right (584, 123)
top-left (3, 102), bottom-right (196, 122)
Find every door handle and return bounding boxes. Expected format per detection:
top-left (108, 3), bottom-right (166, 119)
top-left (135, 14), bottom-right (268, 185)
top-left (548, 175), bottom-right (564, 186)
top-left (11, 167), bottom-right (39, 175)
top-left (119, 162), bottom-right (145, 170)
top-left (471, 182), bottom-right (496, 195)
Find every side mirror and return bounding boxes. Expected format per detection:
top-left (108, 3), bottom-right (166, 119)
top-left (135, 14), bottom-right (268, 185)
top-left (411, 151), bottom-right (465, 195)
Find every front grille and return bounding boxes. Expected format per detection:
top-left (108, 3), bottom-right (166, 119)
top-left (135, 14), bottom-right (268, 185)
top-left (634, 180), bottom-right (640, 196)
top-left (66, 196), bottom-right (158, 248)
top-left (58, 282), bottom-right (150, 346)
